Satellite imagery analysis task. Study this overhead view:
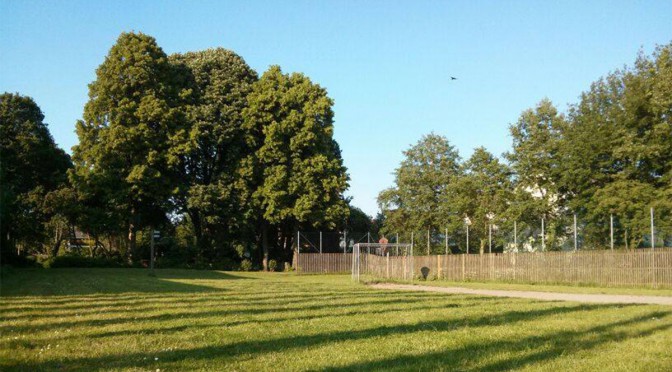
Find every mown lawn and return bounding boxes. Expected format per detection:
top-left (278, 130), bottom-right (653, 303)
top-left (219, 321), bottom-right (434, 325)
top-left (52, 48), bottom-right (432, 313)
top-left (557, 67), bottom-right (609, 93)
top-left (373, 279), bottom-right (672, 297)
top-left (1, 269), bottom-right (671, 371)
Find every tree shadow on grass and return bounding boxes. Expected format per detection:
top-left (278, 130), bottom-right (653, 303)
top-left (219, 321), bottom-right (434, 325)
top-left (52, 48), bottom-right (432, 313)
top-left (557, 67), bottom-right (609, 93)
top-left (0, 269), bottom-right (248, 297)
top-left (323, 311), bottom-right (672, 371)
top-left (2, 293), bottom-right (468, 334)
top-left (6, 301), bottom-right (651, 371)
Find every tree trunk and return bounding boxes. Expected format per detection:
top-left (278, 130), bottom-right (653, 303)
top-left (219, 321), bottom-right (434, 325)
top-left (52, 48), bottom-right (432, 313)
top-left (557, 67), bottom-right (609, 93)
top-left (189, 210), bottom-right (203, 251)
top-left (262, 222), bottom-right (269, 271)
top-left (128, 206), bottom-right (137, 262)
top-left (290, 225), bottom-right (299, 266)
top-left (50, 225), bottom-right (65, 258)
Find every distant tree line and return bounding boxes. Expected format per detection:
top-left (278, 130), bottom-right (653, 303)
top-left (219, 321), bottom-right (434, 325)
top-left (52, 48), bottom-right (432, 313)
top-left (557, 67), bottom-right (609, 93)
top-left (3, 36), bottom-right (671, 268)
top-left (379, 43), bottom-right (672, 253)
top-left (1, 32), bottom-right (353, 270)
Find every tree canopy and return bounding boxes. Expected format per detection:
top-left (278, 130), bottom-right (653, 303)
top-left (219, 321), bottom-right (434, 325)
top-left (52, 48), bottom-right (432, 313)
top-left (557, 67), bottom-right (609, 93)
top-left (0, 93), bottom-right (72, 261)
top-left (3, 34), bottom-right (671, 269)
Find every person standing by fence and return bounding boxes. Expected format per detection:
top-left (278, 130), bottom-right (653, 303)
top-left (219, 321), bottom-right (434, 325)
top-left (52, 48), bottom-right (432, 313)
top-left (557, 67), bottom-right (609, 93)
top-left (379, 236), bottom-right (389, 255)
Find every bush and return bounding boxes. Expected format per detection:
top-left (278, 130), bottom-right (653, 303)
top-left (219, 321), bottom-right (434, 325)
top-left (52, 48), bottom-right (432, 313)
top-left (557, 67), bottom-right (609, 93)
top-left (0, 253), bottom-right (39, 268)
top-left (268, 259), bottom-right (278, 272)
top-left (283, 262), bottom-right (293, 272)
top-left (239, 259), bottom-right (253, 272)
top-left (41, 255), bottom-right (125, 268)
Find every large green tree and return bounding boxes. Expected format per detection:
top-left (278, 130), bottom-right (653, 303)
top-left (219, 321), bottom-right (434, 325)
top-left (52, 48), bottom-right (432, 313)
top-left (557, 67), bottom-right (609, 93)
top-left (507, 99), bottom-right (565, 216)
top-left (242, 66), bottom-right (349, 269)
top-left (452, 147), bottom-right (513, 254)
top-left (168, 48), bottom-right (258, 260)
top-left (556, 43), bottom-right (672, 247)
top-left (378, 134), bottom-right (462, 248)
top-left (71, 32), bottom-right (183, 261)
top-left (0, 93), bottom-right (71, 261)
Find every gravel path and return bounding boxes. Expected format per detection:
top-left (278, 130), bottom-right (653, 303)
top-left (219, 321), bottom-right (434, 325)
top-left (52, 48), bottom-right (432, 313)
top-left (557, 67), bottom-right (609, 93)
top-left (369, 283), bottom-right (672, 306)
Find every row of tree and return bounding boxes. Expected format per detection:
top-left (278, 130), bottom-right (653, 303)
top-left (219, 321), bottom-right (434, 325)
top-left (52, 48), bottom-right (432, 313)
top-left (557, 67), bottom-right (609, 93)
top-left (379, 43), bottom-right (672, 253)
top-left (2, 32), bottom-right (354, 269)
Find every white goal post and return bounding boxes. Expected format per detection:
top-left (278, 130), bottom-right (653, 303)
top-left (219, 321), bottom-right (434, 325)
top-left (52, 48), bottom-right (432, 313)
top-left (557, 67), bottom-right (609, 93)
top-left (351, 242), bottom-right (413, 282)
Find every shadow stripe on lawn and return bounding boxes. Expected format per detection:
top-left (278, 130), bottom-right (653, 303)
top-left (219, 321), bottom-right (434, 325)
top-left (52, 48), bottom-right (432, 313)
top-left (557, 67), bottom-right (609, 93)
top-left (320, 311), bottom-right (672, 371)
top-left (4, 302), bottom-right (633, 371)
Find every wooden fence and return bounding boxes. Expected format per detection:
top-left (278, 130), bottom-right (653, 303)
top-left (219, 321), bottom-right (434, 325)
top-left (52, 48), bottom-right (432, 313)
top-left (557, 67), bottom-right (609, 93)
top-left (296, 253), bottom-right (353, 273)
top-left (297, 249), bottom-right (672, 288)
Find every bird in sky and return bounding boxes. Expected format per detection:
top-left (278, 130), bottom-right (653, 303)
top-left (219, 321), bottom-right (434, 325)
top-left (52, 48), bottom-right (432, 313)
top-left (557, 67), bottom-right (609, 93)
top-left (451, 76), bottom-right (457, 80)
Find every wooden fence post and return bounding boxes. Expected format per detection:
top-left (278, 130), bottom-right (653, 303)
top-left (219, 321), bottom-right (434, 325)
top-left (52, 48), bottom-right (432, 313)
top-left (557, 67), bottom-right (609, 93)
top-left (386, 252), bottom-right (390, 279)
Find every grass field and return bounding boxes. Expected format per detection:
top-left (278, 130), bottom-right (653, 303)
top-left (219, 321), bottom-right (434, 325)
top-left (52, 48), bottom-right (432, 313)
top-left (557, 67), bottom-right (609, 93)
top-left (367, 278), bottom-right (672, 297)
top-left (1, 269), bottom-right (672, 371)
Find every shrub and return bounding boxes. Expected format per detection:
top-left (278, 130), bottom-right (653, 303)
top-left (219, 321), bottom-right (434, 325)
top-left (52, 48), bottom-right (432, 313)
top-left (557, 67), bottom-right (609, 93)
top-left (239, 259), bottom-right (253, 272)
top-left (268, 259), bottom-right (278, 272)
top-left (41, 255), bottom-right (125, 268)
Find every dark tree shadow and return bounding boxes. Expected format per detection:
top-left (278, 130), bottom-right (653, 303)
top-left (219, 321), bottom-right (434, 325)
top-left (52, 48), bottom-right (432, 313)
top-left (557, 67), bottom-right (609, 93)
top-left (8, 301), bottom-right (656, 371)
top-left (0, 269), bottom-right (248, 297)
top-left (322, 311), bottom-right (672, 371)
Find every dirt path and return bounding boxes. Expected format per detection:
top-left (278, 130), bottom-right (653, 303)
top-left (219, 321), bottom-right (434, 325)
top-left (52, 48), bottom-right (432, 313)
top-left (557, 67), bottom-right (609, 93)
top-left (369, 283), bottom-right (672, 306)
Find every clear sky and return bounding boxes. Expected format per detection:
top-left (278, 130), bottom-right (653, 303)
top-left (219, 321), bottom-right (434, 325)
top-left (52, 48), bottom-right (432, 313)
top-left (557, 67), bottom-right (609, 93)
top-left (1, 0), bottom-right (670, 216)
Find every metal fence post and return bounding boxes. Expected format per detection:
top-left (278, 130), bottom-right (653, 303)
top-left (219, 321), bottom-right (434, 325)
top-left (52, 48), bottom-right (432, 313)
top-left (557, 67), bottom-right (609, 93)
top-left (574, 214), bottom-right (578, 251)
top-left (651, 207), bottom-right (656, 288)
top-left (514, 221), bottom-right (517, 252)
top-left (466, 224), bottom-right (469, 254)
top-left (541, 218), bottom-right (545, 251)
top-left (343, 230), bottom-right (347, 254)
top-left (610, 214), bottom-right (614, 250)
top-left (488, 224), bottom-right (492, 254)
top-left (410, 232), bottom-right (414, 281)
top-left (396, 232), bottom-right (399, 256)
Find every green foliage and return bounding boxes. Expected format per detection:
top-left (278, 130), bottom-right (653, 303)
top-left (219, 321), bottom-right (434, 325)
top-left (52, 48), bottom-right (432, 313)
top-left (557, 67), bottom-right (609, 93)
top-left (239, 259), bottom-right (253, 271)
top-left (242, 66), bottom-right (349, 266)
top-left (243, 66), bottom-right (349, 229)
top-left (0, 93), bottom-right (72, 259)
top-left (452, 147), bottom-right (513, 253)
top-left (378, 44), bottom-right (672, 252)
top-left (168, 48), bottom-right (258, 260)
top-left (268, 259), bottom-right (278, 272)
top-left (379, 133), bottom-right (461, 237)
top-left (40, 255), bottom-right (126, 268)
top-left (555, 43), bottom-right (672, 246)
top-left (71, 32), bottom-right (184, 261)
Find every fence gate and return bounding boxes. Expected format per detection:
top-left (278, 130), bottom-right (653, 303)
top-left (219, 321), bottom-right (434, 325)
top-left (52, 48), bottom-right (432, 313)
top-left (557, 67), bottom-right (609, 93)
top-left (352, 242), bottom-right (414, 282)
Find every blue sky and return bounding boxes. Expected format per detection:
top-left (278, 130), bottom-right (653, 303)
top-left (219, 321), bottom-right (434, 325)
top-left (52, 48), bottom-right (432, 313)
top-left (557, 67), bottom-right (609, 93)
top-left (1, 1), bottom-right (670, 216)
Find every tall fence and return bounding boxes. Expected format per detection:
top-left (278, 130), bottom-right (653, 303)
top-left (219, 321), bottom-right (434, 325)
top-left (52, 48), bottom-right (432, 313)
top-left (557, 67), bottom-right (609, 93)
top-left (297, 249), bottom-right (672, 288)
top-left (296, 253), bottom-right (353, 273)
